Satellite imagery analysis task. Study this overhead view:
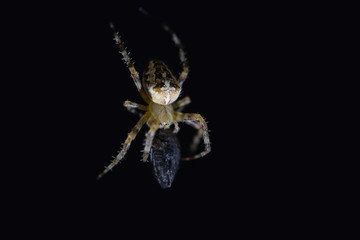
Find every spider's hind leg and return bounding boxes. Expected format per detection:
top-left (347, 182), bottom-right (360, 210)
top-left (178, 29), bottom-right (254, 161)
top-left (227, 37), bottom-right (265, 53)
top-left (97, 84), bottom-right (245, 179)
top-left (175, 112), bottom-right (211, 161)
top-left (183, 120), bottom-right (203, 153)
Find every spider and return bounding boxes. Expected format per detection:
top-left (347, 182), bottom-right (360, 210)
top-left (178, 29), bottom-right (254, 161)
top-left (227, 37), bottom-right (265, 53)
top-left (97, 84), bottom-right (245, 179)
top-left (97, 21), bottom-right (211, 180)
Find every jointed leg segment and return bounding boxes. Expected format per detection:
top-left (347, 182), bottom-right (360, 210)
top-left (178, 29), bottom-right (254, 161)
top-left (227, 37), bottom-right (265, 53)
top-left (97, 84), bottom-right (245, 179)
top-left (110, 22), bottom-right (142, 91)
top-left (162, 24), bottom-right (189, 87)
top-left (110, 22), bottom-right (150, 104)
top-left (172, 96), bottom-right (191, 111)
top-left (123, 100), bottom-right (147, 116)
top-left (175, 112), bottom-right (211, 161)
top-left (184, 120), bottom-right (203, 153)
top-left (123, 100), bottom-right (147, 110)
top-left (142, 124), bottom-right (159, 162)
top-left (97, 112), bottom-right (150, 179)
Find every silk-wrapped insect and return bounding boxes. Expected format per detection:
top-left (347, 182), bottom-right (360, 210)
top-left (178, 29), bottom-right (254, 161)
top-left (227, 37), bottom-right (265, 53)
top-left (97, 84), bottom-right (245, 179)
top-left (149, 128), bottom-right (181, 188)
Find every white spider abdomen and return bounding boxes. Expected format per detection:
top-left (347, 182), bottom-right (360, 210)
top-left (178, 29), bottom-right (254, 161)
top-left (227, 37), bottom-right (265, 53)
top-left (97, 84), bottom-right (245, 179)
top-left (148, 83), bottom-right (180, 105)
top-left (142, 60), bottom-right (181, 105)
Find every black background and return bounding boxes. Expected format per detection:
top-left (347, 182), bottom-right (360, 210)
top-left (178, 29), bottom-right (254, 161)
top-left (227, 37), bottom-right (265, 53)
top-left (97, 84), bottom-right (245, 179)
top-left (4, 0), bottom-right (314, 237)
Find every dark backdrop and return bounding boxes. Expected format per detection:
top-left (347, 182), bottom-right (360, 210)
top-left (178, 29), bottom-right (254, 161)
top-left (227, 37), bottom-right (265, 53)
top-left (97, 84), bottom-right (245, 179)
top-left (5, 1), bottom-right (309, 237)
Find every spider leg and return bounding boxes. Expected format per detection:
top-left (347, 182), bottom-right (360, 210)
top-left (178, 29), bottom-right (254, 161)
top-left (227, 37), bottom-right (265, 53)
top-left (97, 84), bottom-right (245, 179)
top-left (175, 112), bottom-right (211, 161)
top-left (123, 100), bottom-right (147, 116)
top-left (162, 24), bottom-right (189, 87)
top-left (142, 124), bottom-right (159, 162)
top-left (172, 96), bottom-right (191, 111)
top-left (97, 112), bottom-right (149, 179)
top-left (110, 22), bottom-right (150, 103)
top-left (183, 120), bottom-right (203, 153)
top-left (173, 121), bottom-right (180, 134)
top-left (171, 97), bottom-right (191, 133)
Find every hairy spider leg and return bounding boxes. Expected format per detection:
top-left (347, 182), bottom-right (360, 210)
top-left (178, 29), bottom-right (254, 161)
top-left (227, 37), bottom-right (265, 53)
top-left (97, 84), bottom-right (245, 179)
top-left (110, 22), bottom-right (150, 103)
top-left (123, 100), bottom-right (147, 116)
top-left (97, 112), bottom-right (150, 179)
top-left (183, 120), bottom-right (203, 153)
top-left (142, 124), bottom-right (159, 162)
top-left (172, 96), bottom-right (191, 111)
top-left (175, 112), bottom-right (211, 161)
top-left (171, 96), bottom-right (191, 133)
top-left (172, 97), bottom-right (203, 152)
top-left (162, 24), bottom-right (189, 87)
top-left (123, 100), bottom-right (147, 111)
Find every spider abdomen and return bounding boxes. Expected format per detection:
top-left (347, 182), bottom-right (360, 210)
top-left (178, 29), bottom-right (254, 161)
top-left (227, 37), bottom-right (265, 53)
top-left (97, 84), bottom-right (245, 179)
top-left (142, 60), bottom-right (180, 105)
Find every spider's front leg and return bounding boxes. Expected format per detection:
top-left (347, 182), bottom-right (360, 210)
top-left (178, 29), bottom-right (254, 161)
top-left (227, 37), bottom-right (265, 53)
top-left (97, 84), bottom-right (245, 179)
top-left (162, 24), bottom-right (189, 87)
top-left (110, 23), bottom-right (141, 90)
top-left (97, 112), bottom-right (150, 179)
top-left (175, 112), bottom-right (211, 161)
top-left (110, 23), bottom-right (150, 104)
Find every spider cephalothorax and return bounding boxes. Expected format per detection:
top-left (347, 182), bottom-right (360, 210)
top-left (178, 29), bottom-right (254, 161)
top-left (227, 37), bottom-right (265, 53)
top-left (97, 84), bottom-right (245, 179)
top-left (97, 21), bottom-right (210, 180)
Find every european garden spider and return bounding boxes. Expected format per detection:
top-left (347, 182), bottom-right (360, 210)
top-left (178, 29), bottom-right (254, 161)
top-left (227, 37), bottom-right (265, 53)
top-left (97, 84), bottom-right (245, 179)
top-left (97, 22), bottom-right (211, 180)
